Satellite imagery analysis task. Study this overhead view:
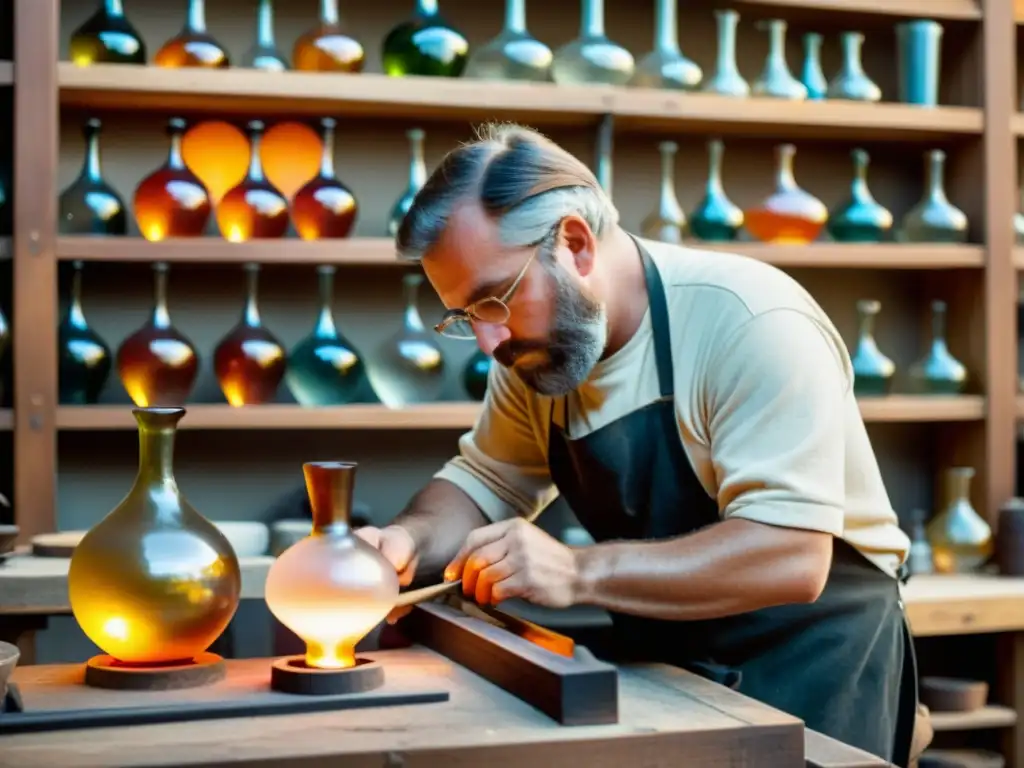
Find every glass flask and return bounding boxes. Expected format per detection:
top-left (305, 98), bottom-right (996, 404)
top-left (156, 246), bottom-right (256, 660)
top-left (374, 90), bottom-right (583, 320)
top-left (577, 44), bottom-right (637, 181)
top-left (464, 0), bottom-right (552, 82)
top-left (381, 0), bottom-right (469, 78)
top-left (154, 0), bottom-right (230, 69)
top-left (744, 144), bottom-right (827, 244)
top-left (265, 461), bottom-right (399, 670)
top-left (213, 263), bottom-right (286, 407)
top-left (68, 0), bottom-right (147, 66)
top-left (551, 0), bottom-right (635, 87)
top-left (285, 266), bottom-right (372, 407)
top-left (292, 0), bottom-right (365, 73)
top-left (689, 139), bottom-right (743, 242)
top-left (907, 508), bottom-right (934, 576)
top-left (365, 272), bottom-right (446, 409)
top-left (58, 118), bottom-right (128, 236)
top-left (134, 117), bottom-right (212, 241)
top-left (58, 260), bottom-right (113, 405)
top-left (926, 466), bottom-right (993, 574)
top-left (799, 33), bottom-right (827, 101)
top-left (292, 117), bottom-right (359, 240)
top-left (241, 0), bottom-right (288, 72)
top-left (907, 300), bottom-right (967, 395)
top-left (463, 349), bottom-right (492, 401)
top-left (216, 121), bottom-right (289, 242)
top-left (387, 128), bottom-right (427, 238)
top-left (68, 406), bottom-right (241, 665)
top-left (752, 20), bottom-right (807, 100)
top-left (702, 9), bottom-right (749, 97)
top-left (180, 121), bottom-right (250, 206)
top-left (899, 150), bottom-right (969, 243)
top-left (827, 32), bottom-right (881, 102)
top-left (116, 262), bottom-right (200, 407)
top-left (849, 299), bottom-right (895, 397)
top-left (640, 141), bottom-right (686, 244)
top-left (827, 149), bottom-right (893, 243)
top-left (631, 0), bottom-right (701, 90)
top-left (261, 122), bottom-right (324, 202)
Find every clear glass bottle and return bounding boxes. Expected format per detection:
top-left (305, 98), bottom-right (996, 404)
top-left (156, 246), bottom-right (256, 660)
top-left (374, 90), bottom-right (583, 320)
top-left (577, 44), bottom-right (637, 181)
top-left (292, 0), bottom-right (365, 73)
top-left (292, 118), bottom-right (359, 240)
top-left (827, 149), bottom-right (893, 243)
top-left (850, 299), bottom-right (895, 397)
top-left (744, 144), bottom-right (827, 244)
top-left (752, 20), bottom-right (807, 100)
top-left (640, 141), bottom-right (686, 244)
top-left (382, 0), bottom-right (469, 78)
top-left (154, 0), bottom-right (230, 69)
top-left (464, 0), bottom-right (552, 82)
top-left (58, 260), bottom-right (113, 405)
top-left (899, 150), bottom-right (969, 243)
top-left (387, 128), bottom-right (427, 238)
top-left (827, 32), bottom-right (881, 102)
top-left (216, 121), bottom-right (289, 242)
top-left (926, 467), bottom-right (993, 574)
top-left (59, 118), bottom-right (128, 236)
top-left (241, 0), bottom-right (288, 72)
top-left (702, 9), bottom-right (749, 97)
top-left (908, 300), bottom-right (967, 395)
top-left (689, 139), bottom-right (744, 242)
top-left (551, 0), bottom-right (635, 87)
top-left (68, 0), bottom-right (147, 66)
top-left (631, 0), bottom-right (701, 90)
top-left (907, 508), bottom-right (934, 576)
top-left (799, 32), bottom-right (827, 101)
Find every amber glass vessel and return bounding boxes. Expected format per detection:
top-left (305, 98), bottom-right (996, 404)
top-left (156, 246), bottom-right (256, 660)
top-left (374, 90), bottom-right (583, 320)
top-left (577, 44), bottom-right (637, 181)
top-left (134, 118), bottom-right (212, 241)
top-left (292, 0), bottom-right (365, 73)
top-left (292, 118), bottom-right (358, 240)
top-left (58, 118), bottom-right (128, 236)
top-left (216, 121), bottom-right (289, 242)
top-left (744, 144), bottom-right (828, 244)
top-left (181, 121), bottom-right (250, 205)
top-left (69, 0), bottom-right (147, 66)
top-left (68, 406), bottom-right (241, 665)
top-left (117, 262), bottom-right (200, 407)
top-left (213, 264), bottom-right (286, 407)
top-left (261, 122), bottom-right (324, 202)
top-left (265, 462), bottom-right (399, 669)
top-left (387, 128), bottom-right (427, 237)
top-left (154, 0), bottom-right (230, 69)
top-left (59, 261), bottom-right (113, 405)
top-left (927, 466), bottom-right (993, 574)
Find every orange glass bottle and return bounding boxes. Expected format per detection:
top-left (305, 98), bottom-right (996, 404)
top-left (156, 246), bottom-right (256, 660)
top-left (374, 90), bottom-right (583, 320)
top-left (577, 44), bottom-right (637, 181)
top-left (292, 117), bottom-right (358, 240)
top-left (744, 144), bottom-right (827, 245)
top-left (292, 0), bottom-right (365, 73)
top-left (154, 0), bottom-right (230, 68)
top-left (216, 121), bottom-right (290, 242)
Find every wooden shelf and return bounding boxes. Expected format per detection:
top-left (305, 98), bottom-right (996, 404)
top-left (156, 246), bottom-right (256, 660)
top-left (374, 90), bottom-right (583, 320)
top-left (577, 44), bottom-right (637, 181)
top-left (57, 63), bottom-right (983, 142)
top-left (738, 0), bottom-right (980, 19)
top-left (0, 61), bottom-right (12, 86)
top-left (929, 705), bottom-right (1018, 732)
top-left (0, 410), bottom-right (11, 431)
top-left (856, 395), bottom-right (985, 422)
top-left (699, 243), bottom-right (985, 269)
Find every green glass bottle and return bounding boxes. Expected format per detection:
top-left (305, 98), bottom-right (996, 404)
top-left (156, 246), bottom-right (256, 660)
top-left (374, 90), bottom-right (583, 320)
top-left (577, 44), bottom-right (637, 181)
top-left (463, 349), bottom-right (492, 401)
top-left (68, 0), bottom-right (147, 66)
top-left (689, 139), bottom-right (743, 242)
top-left (850, 300), bottom-right (895, 397)
top-left (58, 260), bottom-right (113, 405)
top-left (382, 0), bottom-right (469, 78)
top-left (58, 118), bottom-right (129, 236)
top-left (908, 300), bottom-right (967, 395)
top-left (899, 150), bottom-right (969, 243)
top-left (827, 149), bottom-right (893, 243)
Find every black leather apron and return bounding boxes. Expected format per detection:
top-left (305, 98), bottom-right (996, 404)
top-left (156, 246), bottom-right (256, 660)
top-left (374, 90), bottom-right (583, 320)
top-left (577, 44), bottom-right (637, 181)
top-left (546, 240), bottom-right (918, 765)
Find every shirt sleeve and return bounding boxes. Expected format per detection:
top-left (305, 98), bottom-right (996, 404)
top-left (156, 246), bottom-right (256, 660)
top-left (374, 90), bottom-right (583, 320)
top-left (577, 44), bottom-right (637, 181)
top-left (704, 308), bottom-right (851, 536)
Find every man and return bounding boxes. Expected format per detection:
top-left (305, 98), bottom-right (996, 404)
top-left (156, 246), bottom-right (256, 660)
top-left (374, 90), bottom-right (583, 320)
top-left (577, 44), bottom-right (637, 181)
top-left (357, 123), bottom-right (920, 764)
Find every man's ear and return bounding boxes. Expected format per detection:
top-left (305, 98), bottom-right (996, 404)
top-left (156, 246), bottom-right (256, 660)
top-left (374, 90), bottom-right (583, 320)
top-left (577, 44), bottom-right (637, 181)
top-left (559, 215), bottom-right (596, 277)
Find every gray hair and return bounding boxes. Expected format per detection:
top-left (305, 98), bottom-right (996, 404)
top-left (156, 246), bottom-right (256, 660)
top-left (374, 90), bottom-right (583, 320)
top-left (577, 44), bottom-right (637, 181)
top-left (395, 123), bottom-right (620, 262)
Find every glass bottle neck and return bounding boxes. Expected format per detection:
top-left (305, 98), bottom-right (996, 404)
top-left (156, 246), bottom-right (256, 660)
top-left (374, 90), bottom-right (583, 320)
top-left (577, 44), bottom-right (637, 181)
top-left (856, 305), bottom-right (878, 341)
top-left (320, 0), bottom-right (339, 26)
top-left (851, 151), bottom-right (871, 199)
top-left (69, 264), bottom-right (87, 327)
top-left (315, 268), bottom-right (338, 337)
top-left (103, 0), bottom-right (125, 17)
top-left (416, 0), bottom-right (439, 17)
top-left (945, 468), bottom-right (974, 507)
top-left (83, 127), bottom-right (102, 182)
top-left (135, 424), bottom-right (179, 492)
top-left (152, 267), bottom-right (171, 329)
top-left (242, 265), bottom-right (261, 327)
top-left (504, 0), bottom-right (526, 34)
top-left (306, 463), bottom-right (356, 534)
top-left (654, 0), bottom-right (679, 52)
top-left (714, 10), bottom-right (740, 74)
top-left (320, 122), bottom-right (336, 178)
top-left (926, 152), bottom-right (949, 203)
top-left (766, 22), bottom-right (788, 67)
top-left (658, 143), bottom-right (677, 202)
top-left (248, 129), bottom-right (266, 182)
top-left (706, 140), bottom-right (724, 194)
top-left (581, 0), bottom-right (605, 38)
top-left (841, 33), bottom-right (865, 75)
top-left (186, 0), bottom-right (207, 32)
top-left (775, 147), bottom-right (797, 191)
top-left (167, 129), bottom-right (186, 171)
top-left (407, 131), bottom-right (426, 191)
top-left (256, 0), bottom-right (275, 47)
top-left (929, 302), bottom-right (950, 354)
top-left (403, 276), bottom-right (426, 332)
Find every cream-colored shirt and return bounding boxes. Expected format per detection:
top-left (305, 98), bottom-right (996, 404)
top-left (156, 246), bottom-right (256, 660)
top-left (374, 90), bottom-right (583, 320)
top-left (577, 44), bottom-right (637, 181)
top-left (435, 238), bottom-right (910, 578)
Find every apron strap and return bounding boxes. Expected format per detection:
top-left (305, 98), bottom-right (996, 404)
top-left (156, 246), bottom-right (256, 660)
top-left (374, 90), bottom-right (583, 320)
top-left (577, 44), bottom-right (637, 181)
top-left (632, 237), bottom-right (675, 400)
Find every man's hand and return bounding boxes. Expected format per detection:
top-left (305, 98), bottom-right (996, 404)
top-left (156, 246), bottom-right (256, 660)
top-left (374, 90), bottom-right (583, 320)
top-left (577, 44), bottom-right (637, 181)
top-left (444, 518), bottom-right (580, 608)
top-left (355, 524), bottom-right (421, 624)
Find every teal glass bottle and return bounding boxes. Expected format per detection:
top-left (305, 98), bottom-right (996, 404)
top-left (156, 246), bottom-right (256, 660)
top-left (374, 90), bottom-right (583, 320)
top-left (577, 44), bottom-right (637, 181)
top-left (58, 118), bottom-right (128, 236)
top-left (850, 300), bottom-right (895, 397)
top-left (464, 0), bottom-right (552, 82)
top-left (631, 0), bottom-right (702, 90)
top-left (899, 150), bottom-right (969, 243)
top-left (387, 128), bottom-right (427, 238)
top-left (68, 0), bottom-right (147, 66)
top-left (241, 0), bottom-right (288, 72)
top-left (58, 260), bottom-right (112, 405)
top-left (463, 349), bottom-right (492, 401)
top-left (689, 139), bottom-right (743, 242)
top-left (908, 300), bottom-right (967, 395)
top-left (799, 33), bottom-right (827, 101)
top-left (382, 0), bottom-right (469, 78)
top-left (827, 149), bottom-right (893, 243)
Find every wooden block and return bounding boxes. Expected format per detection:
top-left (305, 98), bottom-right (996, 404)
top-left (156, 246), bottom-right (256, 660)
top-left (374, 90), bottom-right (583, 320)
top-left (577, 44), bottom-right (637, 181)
top-left (804, 728), bottom-right (891, 767)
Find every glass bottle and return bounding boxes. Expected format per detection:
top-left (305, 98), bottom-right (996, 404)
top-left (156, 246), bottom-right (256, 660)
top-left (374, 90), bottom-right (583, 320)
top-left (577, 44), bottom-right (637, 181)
top-left (595, 115), bottom-right (614, 195)
top-left (799, 32), bottom-right (827, 101)
top-left (154, 0), bottom-right (230, 69)
top-left (134, 117), bottom-right (212, 241)
top-left (926, 467), bottom-right (993, 574)
top-left (640, 141), bottom-right (686, 244)
top-left (908, 300), bottom-right (967, 395)
top-left (0, 305), bottom-right (7, 408)
top-left (116, 262), bottom-right (200, 407)
top-left (241, 0), bottom-right (288, 72)
top-left (180, 120), bottom-right (251, 206)
top-left (387, 128), bottom-right (427, 238)
top-left (1015, 189), bottom-right (1024, 244)
top-left (907, 508), bottom-right (934, 576)
top-left (292, 117), bottom-right (358, 240)
top-left (292, 0), bottom-right (365, 73)
top-left (213, 264), bottom-right (286, 407)
top-left (68, 0), bottom-right (147, 66)
top-left (850, 299), bottom-right (895, 397)
top-left (631, 0), bottom-right (702, 90)
top-left (58, 260), bottom-right (113, 405)
top-left (551, 0), bottom-right (635, 87)
top-left (744, 144), bottom-right (827, 244)
top-left (58, 118), bottom-right (128, 236)
top-left (752, 20), bottom-right (807, 100)
top-left (689, 139), bottom-right (744, 242)
top-left (464, 0), bottom-right (552, 82)
top-left (216, 121), bottom-right (290, 242)
top-left (463, 349), bottom-right (491, 401)
top-left (899, 150), bottom-right (969, 243)
top-left (702, 9), bottom-right (749, 97)
top-left (381, 0), bottom-right (470, 78)
top-left (827, 149), bottom-right (894, 243)
top-left (827, 32), bottom-right (881, 102)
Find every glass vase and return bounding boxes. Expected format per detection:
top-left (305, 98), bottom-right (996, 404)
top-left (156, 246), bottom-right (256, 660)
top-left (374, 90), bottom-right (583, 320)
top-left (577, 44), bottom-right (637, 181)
top-left (216, 121), bottom-right (289, 242)
top-left (827, 32), bottom-right (881, 102)
top-left (292, 0), bottom-right (364, 72)
top-left (59, 260), bottom-right (113, 405)
top-left (116, 262), bottom-right (200, 407)
top-left (702, 9), bottom-right (749, 97)
top-left (752, 20), bottom-right (807, 100)
top-left (640, 141), bottom-right (686, 244)
top-left (134, 117), bottom-right (212, 241)
top-left (213, 263), bottom-right (286, 407)
top-left (631, 0), bottom-right (701, 90)
top-left (69, 0), bottom-right (147, 66)
top-left (799, 33), bottom-right (827, 101)
top-left (744, 144), bottom-right (827, 244)
top-left (827, 149), bottom-right (893, 243)
top-left (551, 0), bottom-right (635, 87)
top-left (926, 467), bottom-right (993, 574)
top-left (241, 0), bottom-right (288, 72)
top-left (382, 0), bottom-right (469, 78)
top-left (463, 0), bottom-right (552, 82)
top-left (899, 150), bottom-right (968, 243)
top-left (180, 121), bottom-right (251, 206)
top-left (850, 299), bottom-right (895, 397)
top-left (689, 138), bottom-right (743, 242)
top-left (387, 128), bottom-right (427, 238)
top-left (58, 118), bottom-right (128, 236)
top-left (154, 0), bottom-right (230, 69)
top-left (292, 117), bottom-right (358, 240)
top-left (908, 300), bottom-right (967, 395)
top-left (463, 349), bottom-right (491, 401)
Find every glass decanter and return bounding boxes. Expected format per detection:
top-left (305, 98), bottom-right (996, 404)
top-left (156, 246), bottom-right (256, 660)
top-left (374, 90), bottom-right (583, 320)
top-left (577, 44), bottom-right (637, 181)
top-left (154, 0), bottom-right (230, 69)
top-left (292, 117), bottom-right (358, 240)
top-left (241, 0), bottom-right (288, 71)
top-left (702, 9), bottom-right (749, 97)
top-left (58, 117), bottom-right (128, 236)
top-left (133, 117), bottom-right (212, 241)
top-left (387, 128), bottom-right (427, 238)
top-left (216, 121), bottom-right (289, 242)
top-left (292, 0), bottom-right (365, 72)
top-left (551, 0), bottom-right (635, 87)
top-left (799, 32), bottom-right (827, 101)
top-left (59, 260), bottom-right (113, 405)
top-left (365, 272), bottom-right (446, 409)
top-left (463, 0), bottom-right (552, 82)
top-left (827, 149), bottom-right (893, 243)
top-left (640, 141), bottom-right (686, 244)
top-left (285, 266), bottom-right (372, 407)
top-left (850, 299), bottom-right (895, 397)
top-left (907, 508), bottom-right (934, 576)
top-left (744, 144), bottom-right (827, 244)
top-left (899, 150), bottom-right (969, 243)
top-left (463, 349), bottom-right (492, 401)
top-left (381, 0), bottom-right (469, 78)
top-left (908, 300), bottom-right (967, 395)
top-left (752, 20), bottom-right (807, 100)
top-left (689, 139), bottom-right (744, 242)
top-left (116, 262), bottom-right (199, 407)
top-left (827, 32), bottom-right (881, 102)
top-left (68, 0), bottom-right (147, 66)
top-left (213, 263), bottom-right (286, 407)
top-left (926, 467), bottom-right (993, 574)
top-left (631, 0), bottom-right (702, 90)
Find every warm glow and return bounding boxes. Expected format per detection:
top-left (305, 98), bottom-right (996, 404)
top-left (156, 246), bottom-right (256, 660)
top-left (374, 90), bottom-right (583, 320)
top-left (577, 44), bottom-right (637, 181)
top-left (143, 223), bottom-right (167, 242)
top-left (261, 123), bottom-right (322, 200)
top-left (182, 122), bottom-right (250, 205)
